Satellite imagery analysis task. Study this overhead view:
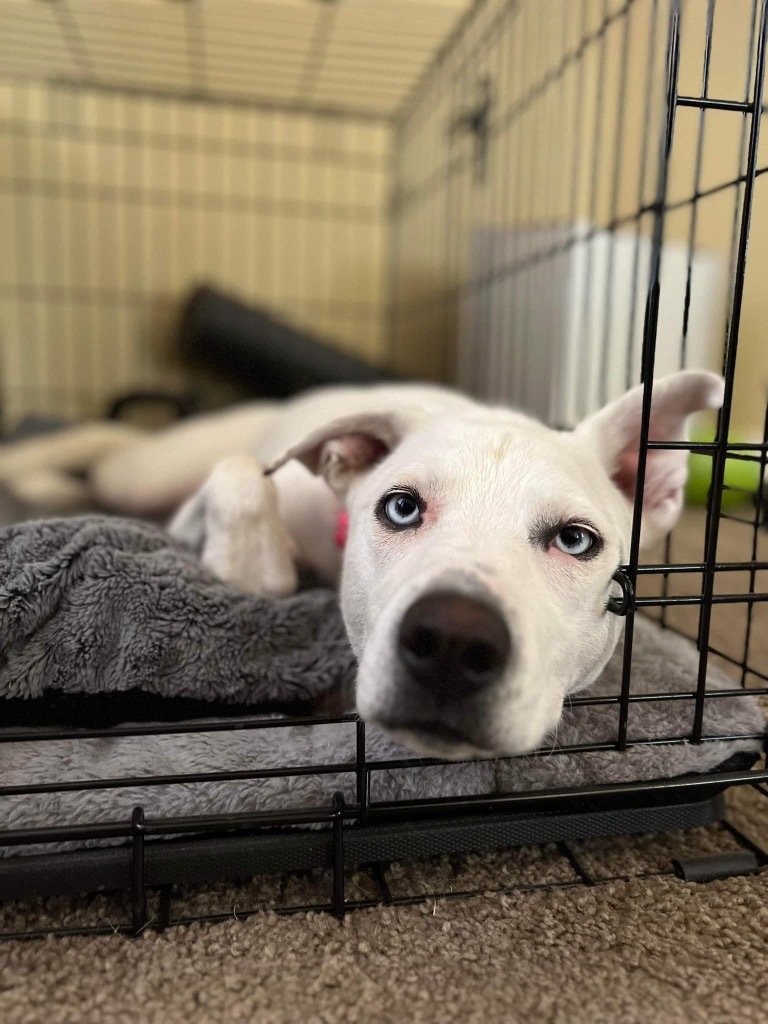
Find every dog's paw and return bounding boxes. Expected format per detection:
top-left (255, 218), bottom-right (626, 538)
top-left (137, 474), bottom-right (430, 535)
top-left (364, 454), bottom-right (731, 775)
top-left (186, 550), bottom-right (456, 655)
top-left (197, 455), bottom-right (299, 599)
top-left (204, 455), bottom-right (279, 520)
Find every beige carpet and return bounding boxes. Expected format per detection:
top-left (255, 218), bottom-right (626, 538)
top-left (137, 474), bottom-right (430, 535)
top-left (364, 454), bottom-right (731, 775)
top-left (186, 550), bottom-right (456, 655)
top-left (1, 508), bottom-right (768, 1023)
top-left (0, 829), bottom-right (764, 1023)
top-left (1, 783), bottom-right (766, 1023)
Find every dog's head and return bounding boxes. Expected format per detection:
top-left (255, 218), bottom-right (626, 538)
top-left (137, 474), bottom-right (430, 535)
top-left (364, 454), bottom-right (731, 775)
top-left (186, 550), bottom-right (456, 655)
top-left (267, 371), bottom-right (723, 759)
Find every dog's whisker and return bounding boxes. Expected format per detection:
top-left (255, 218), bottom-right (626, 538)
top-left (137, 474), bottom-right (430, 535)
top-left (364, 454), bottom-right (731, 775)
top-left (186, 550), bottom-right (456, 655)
top-left (543, 716), bottom-right (563, 760)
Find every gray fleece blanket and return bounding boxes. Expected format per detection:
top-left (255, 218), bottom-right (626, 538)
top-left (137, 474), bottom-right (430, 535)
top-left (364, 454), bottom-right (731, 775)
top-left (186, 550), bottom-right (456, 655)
top-left (0, 517), bottom-right (355, 706)
top-left (0, 516), bottom-right (763, 857)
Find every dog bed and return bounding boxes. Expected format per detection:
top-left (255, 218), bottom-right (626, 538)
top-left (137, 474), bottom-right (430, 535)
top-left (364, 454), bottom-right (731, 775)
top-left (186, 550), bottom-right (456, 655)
top-left (0, 516), bottom-right (763, 857)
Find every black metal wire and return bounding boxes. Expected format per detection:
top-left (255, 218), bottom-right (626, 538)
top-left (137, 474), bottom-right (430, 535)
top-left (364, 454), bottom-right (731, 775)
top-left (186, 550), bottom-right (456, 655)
top-left (3, 0), bottom-right (768, 936)
top-left (597, 1), bottom-right (632, 408)
top-left (626, 0), bottom-right (660, 391)
top-left (657, 0), bottom-right (716, 628)
top-left (0, 864), bottom-right (702, 942)
top-left (692, 0), bottom-right (768, 743)
top-left (616, 0), bottom-right (681, 752)
top-left (740, 403), bottom-right (768, 686)
top-left (130, 805), bottom-right (147, 935)
top-left (581, 0), bottom-right (610, 419)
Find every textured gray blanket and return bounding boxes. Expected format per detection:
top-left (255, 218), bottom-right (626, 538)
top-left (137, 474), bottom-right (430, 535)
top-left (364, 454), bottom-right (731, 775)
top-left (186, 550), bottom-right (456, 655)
top-left (0, 516), bottom-right (763, 857)
top-left (0, 516), bottom-right (355, 706)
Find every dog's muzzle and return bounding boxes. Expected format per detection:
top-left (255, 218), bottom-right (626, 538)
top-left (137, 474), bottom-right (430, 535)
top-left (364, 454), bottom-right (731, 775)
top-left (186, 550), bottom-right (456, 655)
top-left (396, 590), bottom-right (511, 702)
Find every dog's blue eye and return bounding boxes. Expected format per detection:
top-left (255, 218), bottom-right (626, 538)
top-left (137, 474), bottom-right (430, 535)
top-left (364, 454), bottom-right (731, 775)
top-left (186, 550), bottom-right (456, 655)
top-left (383, 492), bottom-right (421, 528)
top-left (553, 526), bottom-right (595, 556)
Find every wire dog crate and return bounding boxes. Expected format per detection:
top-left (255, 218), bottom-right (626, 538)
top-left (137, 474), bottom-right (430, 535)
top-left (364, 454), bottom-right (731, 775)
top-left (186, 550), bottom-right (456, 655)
top-left (2, 0), bottom-right (768, 938)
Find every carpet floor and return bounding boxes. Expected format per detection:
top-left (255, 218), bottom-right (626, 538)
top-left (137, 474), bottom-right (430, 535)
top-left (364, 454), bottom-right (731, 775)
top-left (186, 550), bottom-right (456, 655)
top-left (1, 508), bottom-right (767, 1023)
top-left (1, 791), bottom-right (767, 1024)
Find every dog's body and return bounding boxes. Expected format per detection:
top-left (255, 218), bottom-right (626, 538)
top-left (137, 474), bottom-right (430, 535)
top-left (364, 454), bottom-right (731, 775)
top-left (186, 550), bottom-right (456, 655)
top-left (0, 373), bottom-right (724, 759)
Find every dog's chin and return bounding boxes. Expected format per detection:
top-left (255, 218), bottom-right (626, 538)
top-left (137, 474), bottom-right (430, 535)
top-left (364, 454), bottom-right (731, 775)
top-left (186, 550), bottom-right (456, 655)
top-left (373, 718), bottom-right (498, 761)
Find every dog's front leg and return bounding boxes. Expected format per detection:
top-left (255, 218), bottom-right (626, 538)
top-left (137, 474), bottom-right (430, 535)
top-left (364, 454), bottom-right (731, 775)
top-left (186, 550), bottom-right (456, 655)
top-left (169, 455), bottom-right (298, 598)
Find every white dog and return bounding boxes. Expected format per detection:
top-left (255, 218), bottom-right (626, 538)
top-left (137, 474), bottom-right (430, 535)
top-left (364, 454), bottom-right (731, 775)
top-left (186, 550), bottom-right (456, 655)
top-left (0, 371), bottom-right (723, 759)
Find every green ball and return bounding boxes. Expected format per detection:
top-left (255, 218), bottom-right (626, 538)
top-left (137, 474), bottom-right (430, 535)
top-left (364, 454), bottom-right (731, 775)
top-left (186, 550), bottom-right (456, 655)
top-left (685, 433), bottom-right (761, 508)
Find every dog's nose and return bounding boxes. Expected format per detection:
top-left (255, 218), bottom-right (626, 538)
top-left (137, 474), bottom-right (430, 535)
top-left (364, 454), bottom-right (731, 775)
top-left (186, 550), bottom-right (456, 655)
top-left (397, 591), bottom-right (511, 701)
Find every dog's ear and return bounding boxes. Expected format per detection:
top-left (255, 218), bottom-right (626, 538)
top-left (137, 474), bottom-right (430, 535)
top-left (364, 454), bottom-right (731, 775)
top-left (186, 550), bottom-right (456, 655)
top-left (263, 412), bottom-right (404, 498)
top-left (575, 370), bottom-right (724, 547)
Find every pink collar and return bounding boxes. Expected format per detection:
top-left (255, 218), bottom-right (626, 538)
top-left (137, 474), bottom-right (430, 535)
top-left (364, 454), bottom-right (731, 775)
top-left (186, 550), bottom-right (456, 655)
top-left (334, 510), bottom-right (349, 550)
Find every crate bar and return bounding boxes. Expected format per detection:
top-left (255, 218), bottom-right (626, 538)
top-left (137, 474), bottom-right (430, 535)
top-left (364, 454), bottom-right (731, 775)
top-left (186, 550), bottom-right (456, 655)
top-left (646, 440), bottom-right (768, 450)
top-left (184, 0), bottom-right (207, 94)
top-left (7, 871), bottom-right (680, 943)
top-left (392, 0), bottom-right (632, 220)
top-left (395, 150), bottom-right (768, 317)
top-left (3, 1), bottom-right (450, 47)
top-left (487, 1), bottom-right (517, 399)
top-left (720, 510), bottom-right (765, 526)
top-left (35, 74), bottom-right (395, 123)
top-left (331, 792), bottom-right (346, 918)
top-left (385, 113), bottom-right (403, 370)
top-left (0, 19), bottom-right (436, 73)
top-left (507, 0), bottom-right (536, 406)
top-left (598, 0), bottom-right (632, 407)
top-left (0, 719), bottom-right (759, 802)
top-left (295, 0), bottom-right (336, 104)
top-left (707, 0), bottom-right (761, 697)
top-left (0, 803), bottom-right (341, 849)
top-left (626, 0), bottom-right (661, 388)
top-left (0, 767), bottom-right (761, 861)
top-left (708, 645), bottom-right (768, 683)
top-left (0, 760), bottom-right (358, 799)
top-left (558, 841), bottom-right (597, 886)
top-left (676, 95), bottom-right (753, 111)
top-left (391, 157), bottom-right (768, 296)
top-left (0, 923), bottom-right (136, 943)
top-left (636, 592), bottom-right (768, 606)
top-left (714, 452), bottom-right (768, 466)
top-left (0, 111), bottom-right (389, 165)
top-left (8, 86), bottom-right (41, 425)
top-left (0, 284), bottom-right (386, 312)
top-left (662, 0), bottom-right (717, 625)
top-left (0, 712), bottom-right (356, 745)
top-left (520, 2), bottom-right (551, 408)
top-left (366, 768), bottom-right (768, 822)
top-left (355, 719), bottom-right (369, 823)
top-left (130, 806), bottom-right (147, 936)
top-left (395, 0), bottom-right (501, 125)
top-left (741, 403), bottom-right (768, 685)
top-left (499, 0), bottom-right (634, 145)
top-left (367, 861), bottom-right (393, 905)
top-left (617, 0), bottom-right (681, 751)
top-left (693, 0), bottom-right (768, 742)
top-left (634, 560), bottom-right (768, 573)
top-left (0, 180), bottom-right (383, 222)
top-left (158, 885), bottom-right (173, 931)
top-left (52, 0), bottom-right (94, 79)
top-left (568, 686), bottom-right (768, 706)
top-left (362, 731), bottom-right (763, 772)
top-left (724, 0), bottom-right (761, 321)
top-left (579, 0), bottom-right (610, 420)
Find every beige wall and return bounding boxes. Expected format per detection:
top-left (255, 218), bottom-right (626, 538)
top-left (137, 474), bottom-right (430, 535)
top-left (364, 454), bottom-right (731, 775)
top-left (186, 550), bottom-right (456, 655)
top-left (668, 0), bottom-right (768, 436)
top-left (3, 0), bottom-right (766, 433)
top-left (391, 0), bottom-right (768, 432)
top-left (0, 78), bottom-right (390, 424)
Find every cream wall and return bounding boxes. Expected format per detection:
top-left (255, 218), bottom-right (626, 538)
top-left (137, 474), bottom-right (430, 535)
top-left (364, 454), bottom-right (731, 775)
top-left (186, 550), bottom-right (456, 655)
top-left (0, 78), bottom-right (390, 424)
top-left (668, 0), bottom-right (768, 436)
top-left (391, 0), bottom-right (768, 433)
top-left (391, 0), bottom-right (673, 385)
top-left (3, 0), bottom-right (766, 432)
